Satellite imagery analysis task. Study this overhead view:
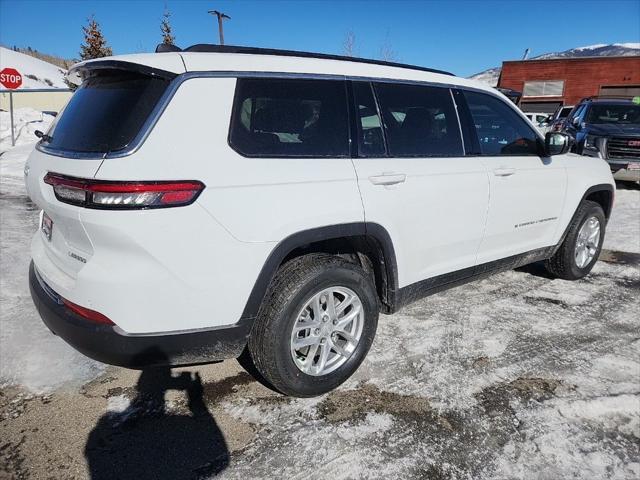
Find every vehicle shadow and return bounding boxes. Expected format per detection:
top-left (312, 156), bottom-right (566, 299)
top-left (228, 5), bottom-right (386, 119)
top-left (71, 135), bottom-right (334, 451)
top-left (84, 350), bottom-right (229, 480)
top-left (615, 180), bottom-right (640, 190)
top-left (515, 261), bottom-right (556, 279)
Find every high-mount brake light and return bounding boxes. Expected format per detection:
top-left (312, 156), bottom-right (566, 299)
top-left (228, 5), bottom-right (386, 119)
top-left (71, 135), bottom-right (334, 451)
top-left (43, 173), bottom-right (205, 209)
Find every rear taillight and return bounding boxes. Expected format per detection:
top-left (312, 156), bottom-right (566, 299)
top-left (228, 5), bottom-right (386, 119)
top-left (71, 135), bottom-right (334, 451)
top-left (62, 298), bottom-right (115, 325)
top-left (43, 173), bottom-right (205, 209)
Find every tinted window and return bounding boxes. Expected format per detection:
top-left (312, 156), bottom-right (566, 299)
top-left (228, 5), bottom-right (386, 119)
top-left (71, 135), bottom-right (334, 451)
top-left (375, 83), bottom-right (463, 157)
top-left (229, 78), bottom-right (349, 157)
top-left (463, 90), bottom-right (539, 156)
top-left (43, 70), bottom-right (170, 153)
top-left (559, 106), bottom-right (573, 118)
top-left (352, 82), bottom-right (385, 156)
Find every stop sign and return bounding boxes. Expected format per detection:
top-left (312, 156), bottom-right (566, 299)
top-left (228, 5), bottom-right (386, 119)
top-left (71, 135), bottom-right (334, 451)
top-left (0, 68), bottom-right (22, 89)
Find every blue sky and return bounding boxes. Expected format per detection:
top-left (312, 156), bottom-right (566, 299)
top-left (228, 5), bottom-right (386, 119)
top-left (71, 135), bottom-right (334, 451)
top-left (1, 0), bottom-right (639, 77)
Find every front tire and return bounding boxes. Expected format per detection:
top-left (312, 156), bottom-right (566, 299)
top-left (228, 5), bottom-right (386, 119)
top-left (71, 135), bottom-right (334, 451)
top-left (245, 253), bottom-right (379, 397)
top-left (545, 200), bottom-right (605, 280)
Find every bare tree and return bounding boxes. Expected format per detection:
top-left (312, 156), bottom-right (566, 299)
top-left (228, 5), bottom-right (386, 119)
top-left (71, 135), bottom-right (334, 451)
top-left (161, 7), bottom-right (175, 45)
top-left (379, 31), bottom-right (398, 62)
top-left (343, 30), bottom-right (357, 57)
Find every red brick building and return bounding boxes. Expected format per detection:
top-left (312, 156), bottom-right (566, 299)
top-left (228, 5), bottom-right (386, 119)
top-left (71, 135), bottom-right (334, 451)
top-left (497, 56), bottom-right (640, 114)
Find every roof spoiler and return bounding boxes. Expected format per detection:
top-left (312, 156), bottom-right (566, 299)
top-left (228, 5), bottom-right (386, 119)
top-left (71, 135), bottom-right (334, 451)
top-left (65, 59), bottom-right (178, 86)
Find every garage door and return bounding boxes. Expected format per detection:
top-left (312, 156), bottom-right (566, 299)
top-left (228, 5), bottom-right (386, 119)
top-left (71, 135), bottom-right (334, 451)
top-left (520, 101), bottom-right (562, 113)
top-left (599, 85), bottom-right (640, 98)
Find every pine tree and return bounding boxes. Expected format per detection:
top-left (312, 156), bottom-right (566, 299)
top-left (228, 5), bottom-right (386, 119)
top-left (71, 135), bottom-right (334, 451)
top-left (160, 8), bottom-right (175, 45)
top-left (80, 15), bottom-right (113, 60)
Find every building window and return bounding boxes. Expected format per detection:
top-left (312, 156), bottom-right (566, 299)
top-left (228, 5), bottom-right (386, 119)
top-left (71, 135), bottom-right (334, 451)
top-left (522, 80), bottom-right (564, 97)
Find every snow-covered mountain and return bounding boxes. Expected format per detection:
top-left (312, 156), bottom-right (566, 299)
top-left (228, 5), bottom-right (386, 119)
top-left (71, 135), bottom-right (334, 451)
top-left (469, 43), bottom-right (640, 87)
top-left (0, 46), bottom-right (67, 89)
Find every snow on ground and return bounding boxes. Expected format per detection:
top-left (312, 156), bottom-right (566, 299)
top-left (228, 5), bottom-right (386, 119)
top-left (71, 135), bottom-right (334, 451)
top-left (0, 137), bottom-right (105, 393)
top-left (0, 107), bottom-right (54, 154)
top-left (605, 184), bottom-right (640, 253)
top-left (0, 46), bottom-right (67, 89)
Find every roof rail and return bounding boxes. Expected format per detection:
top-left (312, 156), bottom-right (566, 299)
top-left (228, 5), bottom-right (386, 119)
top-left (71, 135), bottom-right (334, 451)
top-left (155, 43), bottom-right (454, 77)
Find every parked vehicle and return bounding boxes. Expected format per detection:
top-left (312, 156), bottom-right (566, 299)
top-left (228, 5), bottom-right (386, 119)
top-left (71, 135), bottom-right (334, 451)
top-left (549, 105), bottom-right (575, 132)
top-left (559, 97), bottom-right (640, 183)
top-left (26, 45), bottom-right (615, 397)
top-left (524, 112), bottom-right (553, 132)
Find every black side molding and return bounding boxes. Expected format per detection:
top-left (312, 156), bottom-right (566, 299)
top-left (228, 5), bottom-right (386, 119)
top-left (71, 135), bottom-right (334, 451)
top-left (551, 183), bottom-right (615, 255)
top-left (239, 222), bottom-right (399, 321)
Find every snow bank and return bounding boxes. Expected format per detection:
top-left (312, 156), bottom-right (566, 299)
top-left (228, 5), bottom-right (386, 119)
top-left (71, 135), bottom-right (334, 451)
top-left (1, 126), bottom-right (105, 393)
top-left (0, 47), bottom-right (67, 89)
top-left (0, 107), bottom-right (54, 154)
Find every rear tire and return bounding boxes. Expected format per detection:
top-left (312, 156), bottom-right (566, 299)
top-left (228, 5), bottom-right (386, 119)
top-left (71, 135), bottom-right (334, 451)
top-left (544, 200), bottom-right (605, 280)
top-left (244, 253), bottom-right (379, 397)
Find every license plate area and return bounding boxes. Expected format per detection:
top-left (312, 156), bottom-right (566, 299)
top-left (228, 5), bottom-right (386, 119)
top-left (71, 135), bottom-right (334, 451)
top-left (627, 162), bottom-right (640, 170)
top-left (41, 212), bottom-right (53, 241)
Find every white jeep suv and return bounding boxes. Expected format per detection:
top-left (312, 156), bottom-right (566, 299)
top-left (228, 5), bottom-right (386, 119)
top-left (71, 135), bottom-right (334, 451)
top-left (26, 45), bottom-right (615, 397)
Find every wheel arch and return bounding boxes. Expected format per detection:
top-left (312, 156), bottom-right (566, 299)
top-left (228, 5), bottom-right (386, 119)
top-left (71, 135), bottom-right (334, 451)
top-left (240, 223), bottom-right (399, 322)
top-left (554, 183), bottom-right (614, 254)
top-left (583, 183), bottom-right (614, 220)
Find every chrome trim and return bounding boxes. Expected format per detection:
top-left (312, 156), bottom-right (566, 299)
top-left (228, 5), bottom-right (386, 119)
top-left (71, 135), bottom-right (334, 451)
top-left (36, 69), bottom-right (531, 161)
top-left (450, 88), bottom-right (466, 156)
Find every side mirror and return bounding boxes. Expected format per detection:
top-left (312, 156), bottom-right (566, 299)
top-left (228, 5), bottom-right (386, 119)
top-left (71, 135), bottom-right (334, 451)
top-left (572, 116), bottom-right (581, 128)
top-left (34, 130), bottom-right (44, 138)
top-left (544, 132), bottom-right (571, 156)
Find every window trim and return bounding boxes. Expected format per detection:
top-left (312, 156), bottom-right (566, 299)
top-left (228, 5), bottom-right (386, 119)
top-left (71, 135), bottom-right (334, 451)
top-left (38, 68), bottom-right (535, 160)
top-left (227, 77), bottom-right (353, 159)
top-left (349, 80), bottom-right (389, 158)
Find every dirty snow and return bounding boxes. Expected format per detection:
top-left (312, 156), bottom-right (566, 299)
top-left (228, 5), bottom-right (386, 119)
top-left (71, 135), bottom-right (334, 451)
top-left (0, 46), bottom-right (67, 89)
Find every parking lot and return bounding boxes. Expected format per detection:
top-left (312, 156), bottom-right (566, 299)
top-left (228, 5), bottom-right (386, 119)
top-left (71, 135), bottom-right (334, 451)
top-left (1, 145), bottom-right (639, 479)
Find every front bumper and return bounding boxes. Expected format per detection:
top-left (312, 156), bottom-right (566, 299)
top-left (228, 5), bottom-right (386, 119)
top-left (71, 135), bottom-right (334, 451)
top-left (611, 166), bottom-right (640, 182)
top-left (29, 261), bottom-right (251, 368)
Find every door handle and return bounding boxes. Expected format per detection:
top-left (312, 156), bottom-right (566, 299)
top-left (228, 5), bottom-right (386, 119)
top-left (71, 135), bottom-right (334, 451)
top-left (493, 167), bottom-right (516, 177)
top-left (369, 173), bottom-right (407, 186)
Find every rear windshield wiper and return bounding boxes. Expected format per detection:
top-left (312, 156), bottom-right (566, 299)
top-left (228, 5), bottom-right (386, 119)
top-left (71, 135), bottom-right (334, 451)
top-left (35, 130), bottom-right (53, 143)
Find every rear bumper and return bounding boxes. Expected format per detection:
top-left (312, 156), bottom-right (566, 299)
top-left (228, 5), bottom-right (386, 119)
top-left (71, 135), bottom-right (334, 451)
top-left (29, 261), bottom-right (250, 368)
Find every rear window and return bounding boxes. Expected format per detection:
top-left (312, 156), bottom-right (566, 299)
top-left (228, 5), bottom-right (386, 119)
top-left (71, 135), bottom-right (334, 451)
top-left (229, 78), bottom-right (350, 157)
top-left (559, 106), bottom-right (573, 118)
top-left (42, 70), bottom-right (170, 154)
top-left (374, 83), bottom-right (463, 157)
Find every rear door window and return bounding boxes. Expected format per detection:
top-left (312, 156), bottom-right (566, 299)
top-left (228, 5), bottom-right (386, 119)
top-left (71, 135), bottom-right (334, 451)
top-left (229, 78), bottom-right (350, 157)
top-left (43, 70), bottom-right (171, 154)
top-left (463, 90), bottom-right (540, 156)
top-left (373, 83), bottom-right (463, 157)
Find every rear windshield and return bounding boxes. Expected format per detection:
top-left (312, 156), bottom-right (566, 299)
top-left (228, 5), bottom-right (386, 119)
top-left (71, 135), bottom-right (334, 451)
top-left (42, 70), bottom-right (170, 154)
top-left (558, 107), bottom-right (573, 118)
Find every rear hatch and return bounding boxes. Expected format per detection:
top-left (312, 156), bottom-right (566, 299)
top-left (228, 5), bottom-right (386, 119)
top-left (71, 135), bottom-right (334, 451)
top-left (26, 61), bottom-right (179, 278)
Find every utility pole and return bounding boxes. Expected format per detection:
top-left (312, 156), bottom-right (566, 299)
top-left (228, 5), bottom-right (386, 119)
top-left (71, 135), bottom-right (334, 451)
top-left (208, 10), bottom-right (230, 45)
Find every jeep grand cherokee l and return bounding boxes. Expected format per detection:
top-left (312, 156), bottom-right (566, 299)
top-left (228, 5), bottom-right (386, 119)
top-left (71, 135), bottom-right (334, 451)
top-left (26, 44), bottom-right (615, 397)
